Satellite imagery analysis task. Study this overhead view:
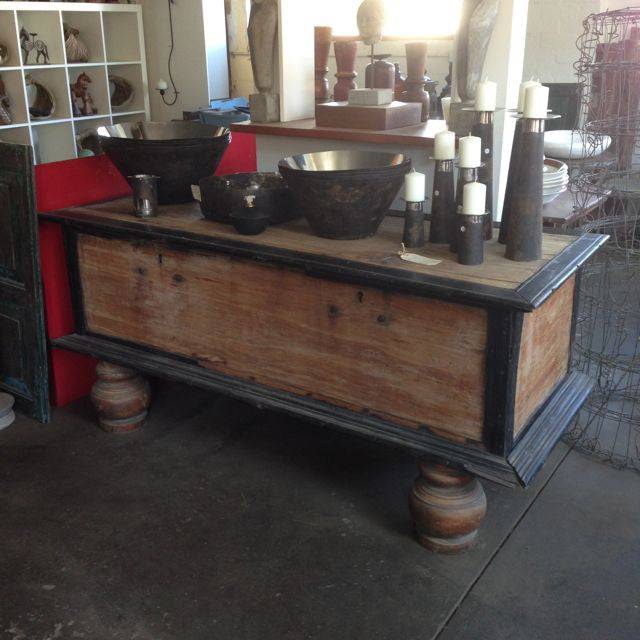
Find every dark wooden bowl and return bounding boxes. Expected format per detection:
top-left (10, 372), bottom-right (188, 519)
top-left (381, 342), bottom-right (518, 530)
top-left (97, 121), bottom-right (231, 204)
top-left (198, 172), bottom-right (296, 225)
top-left (278, 151), bottom-right (411, 239)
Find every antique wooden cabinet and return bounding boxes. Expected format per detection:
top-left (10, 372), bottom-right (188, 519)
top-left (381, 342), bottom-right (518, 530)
top-left (42, 199), bottom-right (606, 551)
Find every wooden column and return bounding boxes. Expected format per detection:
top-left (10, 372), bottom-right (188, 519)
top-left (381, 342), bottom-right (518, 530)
top-left (409, 460), bottom-right (487, 553)
top-left (90, 361), bottom-right (151, 432)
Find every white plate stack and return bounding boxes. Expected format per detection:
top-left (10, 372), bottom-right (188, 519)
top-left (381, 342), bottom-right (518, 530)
top-left (543, 158), bottom-right (569, 204)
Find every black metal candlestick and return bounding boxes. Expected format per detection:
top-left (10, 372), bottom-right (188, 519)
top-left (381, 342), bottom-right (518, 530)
top-left (451, 166), bottom-right (479, 252)
top-left (457, 212), bottom-right (487, 265)
top-left (403, 200), bottom-right (426, 248)
top-left (505, 117), bottom-right (546, 262)
top-left (498, 117), bottom-right (523, 244)
top-left (429, 159), bottom-right (455, 244)
top-left (471, 111), bottom-right (494, 240)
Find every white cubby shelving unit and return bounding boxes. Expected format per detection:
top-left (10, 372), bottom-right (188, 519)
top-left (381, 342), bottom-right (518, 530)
top-left (0, 2), bottom-right (149, 164)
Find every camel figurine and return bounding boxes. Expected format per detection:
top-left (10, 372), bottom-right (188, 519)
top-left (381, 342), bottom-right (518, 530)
top-left (0, 74), bottom-right (12, 125)
top-left (20, 28), bottom-right (50, 65)
top-left (70, 73), bottom-right (98, 117)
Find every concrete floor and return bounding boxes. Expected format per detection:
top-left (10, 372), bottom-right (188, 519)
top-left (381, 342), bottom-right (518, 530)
top-left (1, 381), bottom-right (639, 640)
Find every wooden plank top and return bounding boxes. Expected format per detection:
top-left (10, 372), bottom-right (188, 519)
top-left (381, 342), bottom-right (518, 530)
top-left (42, 198), bottom-right (607, 311)
top-left (230, 117), bottom-right (449, 147)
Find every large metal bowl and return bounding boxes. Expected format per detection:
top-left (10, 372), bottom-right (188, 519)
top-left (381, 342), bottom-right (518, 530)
top-left (278, 151), bottom-right (411, 239)
top-left (98, 121), bottom-right (231, 204)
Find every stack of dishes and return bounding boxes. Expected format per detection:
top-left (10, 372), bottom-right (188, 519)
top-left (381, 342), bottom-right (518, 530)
top-left (543, 158), bottom-right (568, 204)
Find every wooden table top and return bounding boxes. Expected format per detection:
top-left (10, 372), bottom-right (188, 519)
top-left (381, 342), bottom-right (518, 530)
top-left (42, 199), bottom-right (607, 311)
top-left (230, 118), bottom-right (449, 147)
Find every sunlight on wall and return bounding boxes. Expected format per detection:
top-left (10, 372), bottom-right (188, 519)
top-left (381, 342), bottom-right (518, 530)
top-left (321, 0), bottom-right (463, 37)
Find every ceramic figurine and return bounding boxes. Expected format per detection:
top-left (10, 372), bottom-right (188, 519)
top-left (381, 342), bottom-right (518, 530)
top-left (247, 0), bottom-right (280, 123)
top-left (25, 74), bottom-right (55, 120)
top-left (70, 73), bottom-right (98, 117)
top-left (456, 0), bottom-right (500, 103)
top-left (20, 28), bottom-right (50, 65)
top-left (0, 43), bottom-right (9, 66)
top-left (0, 74), bottom-right (12, 126)
top-left (64, 23), bottom-right (89, 63)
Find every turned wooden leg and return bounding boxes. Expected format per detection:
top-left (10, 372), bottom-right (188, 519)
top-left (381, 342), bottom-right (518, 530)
top-left (409, 460), bottom-right (487, 554)
top-left (90, 361), bottom-right (151, 433)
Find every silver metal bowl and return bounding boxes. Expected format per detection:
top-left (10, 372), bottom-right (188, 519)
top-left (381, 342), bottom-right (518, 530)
top-left (98, 121), bottom-right (231, 203)
top-left (278, 150), bottom-right (408, 174)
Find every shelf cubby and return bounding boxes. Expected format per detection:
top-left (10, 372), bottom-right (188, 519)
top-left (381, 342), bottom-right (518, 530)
top-left (16, 10), bottom-right (65, 66)
top-left (74, 115), bottom-right (110, 157)
top-left (31, 120), bottom-right (75, 164)
top-left (0, 2), bottom-right (149, 165)
top-left (0, 10), bottom-right (20, 67)
top-left (0, 68), bottom-right (28, 125)
top-left (103, 12), bottom-right (140, 63)
top-left (62, 11), bottom-right (104, 64)
top-left (69, 64), bottom-right (109, 118)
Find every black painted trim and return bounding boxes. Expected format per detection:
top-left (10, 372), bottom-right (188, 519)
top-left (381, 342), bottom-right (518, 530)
top-left (43, 210), bottom-right (607, 312)
top-left (484, 310), bottom-right (523, 456)
top-left (509, 371), bottom-right (592, 486)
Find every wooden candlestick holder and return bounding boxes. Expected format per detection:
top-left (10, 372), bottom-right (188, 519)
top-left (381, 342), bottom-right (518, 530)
top-left (471, 110), bottom-right (494, 240)
top-left (333, 41), bottom-right (358, 102)
top-left (498, 116), bottom-right (523, 244)
top-left (429, 159), bottom-right (455, 244)
top-left (505, 117), bottom-right (546, 262)
top-left (451, 165), bottom-right (479, 252)
top-left (401, 42), bottom-right (429, 122)
top-left (315, 26), bottom-right (332, 104)
top-left (403, 201), bottom-right (426, 248)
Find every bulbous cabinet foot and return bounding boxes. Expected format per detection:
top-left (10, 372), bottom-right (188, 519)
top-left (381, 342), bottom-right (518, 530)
top-left (409, 460), bottom-right (487, 553)
top-left (90, 361), bottom-right (151, 433)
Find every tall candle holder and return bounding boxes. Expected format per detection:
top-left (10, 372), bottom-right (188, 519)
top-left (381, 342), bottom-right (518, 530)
top-left (403, 200), bottom-right (426, 248)
top-left (429, 159), bottom-right (455, 244)
top-left (471, 110), bottom-right (494, 240)
top-left (333, 41), bottom-right (358, 102)
top-left (498, 116), bottom-right (523, 244)
top-left (314, 27), bottom-right (332, 104)
top-left (451, 165), bottom-right (479, 252)
top-left (401, 42), bottom-right (429, 122)
top-left (504, 116), bottom-right (546, 262)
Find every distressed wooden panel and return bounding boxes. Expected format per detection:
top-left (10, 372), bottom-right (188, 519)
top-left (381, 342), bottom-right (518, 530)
top-left (0, 176), bottom-right (19, 279)
top-left (0, 310), bottom-right (23, 382)
top-left (514, 276), bottom-right (575, 436)
top-left (78, 234), bottom-right (489, 443)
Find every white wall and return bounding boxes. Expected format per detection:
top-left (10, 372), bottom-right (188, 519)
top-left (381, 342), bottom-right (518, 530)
top-left (140, 0), bottom-right (228, 121)
top-left (523, 0), bottom-right (600, 83)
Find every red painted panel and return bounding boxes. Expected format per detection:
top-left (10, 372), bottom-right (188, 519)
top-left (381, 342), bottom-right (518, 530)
top-left (37, 133), bottom-right (257, 406)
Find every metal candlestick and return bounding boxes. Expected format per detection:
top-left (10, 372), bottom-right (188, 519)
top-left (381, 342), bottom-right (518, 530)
top-left (451, 165), bottom-right (479, 252)
top-left (129, 174), bottom-right (159, 218)
top-left (429, 159), bottom-right (455, 244)
top-left (505, 117), bottom-right (546, 262)
top-left (403, 200), bottom-right (426, 248)
top-left (457, 212), bottom-right (487, 266)
top-left (471, 110), bottom-right (494, 240)
top-left (498, 117), bottom-right (523, 244)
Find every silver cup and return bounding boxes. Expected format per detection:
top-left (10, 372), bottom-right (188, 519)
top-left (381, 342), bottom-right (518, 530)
top-left (129, 174), bottom-right (160, 218)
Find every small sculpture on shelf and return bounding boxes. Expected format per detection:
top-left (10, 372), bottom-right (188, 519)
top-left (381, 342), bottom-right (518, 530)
top-left (64, 23), bottom-right (89, 64)
top-left (70, 72), bottom-right (98, 117)
top-left (0, 43), bottom-right (10, 66)
top-left (20, 28), bottom-right (50, 65)
top-left (0, 74), bottom-right (12, 126)
top-left (247, 0), bottom-right (280, 123)
top-left (357, 0), bottom-right (386, 66)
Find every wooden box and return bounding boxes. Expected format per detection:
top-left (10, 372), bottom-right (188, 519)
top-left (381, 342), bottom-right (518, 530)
top-left (315, 101), bottom-right (422, 130)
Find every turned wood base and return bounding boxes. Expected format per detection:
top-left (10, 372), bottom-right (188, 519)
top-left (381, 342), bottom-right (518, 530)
top-left (90, 361), bottom-right (151, 432)
top-left (409, 460), bottom-right (487, 553)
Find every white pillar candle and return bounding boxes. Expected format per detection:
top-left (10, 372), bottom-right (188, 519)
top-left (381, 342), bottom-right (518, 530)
top-left (523, 84), bottom-right (549, 119)
top-left (404, 169), bottom-right (426, 202)
top-left (475, 79), bottom-right (497, 111)
top-left (458, 134), bottom-right (482, 168)
top-left (441, 96), bottom-right (452, 123)
top-left (461, 181), bottom-right (486, 216)
top-left (434, 130), bottom-right (456, 160)
top-left (517, 79), bottom-right (539, 112)
top-left (156, 79), bottom-right (169, 91)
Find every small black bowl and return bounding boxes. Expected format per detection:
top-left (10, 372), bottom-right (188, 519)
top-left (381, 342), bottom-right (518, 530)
top-left (230, 210), bottom-right (271, 235)
top-left (199, 172), bottom-right (296, 225)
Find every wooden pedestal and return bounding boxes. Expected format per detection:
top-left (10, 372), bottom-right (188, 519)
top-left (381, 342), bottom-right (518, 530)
top-left (409, 460), bottom-right (487, 553)
top-left (90, 361), bottom-right (151, 432)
